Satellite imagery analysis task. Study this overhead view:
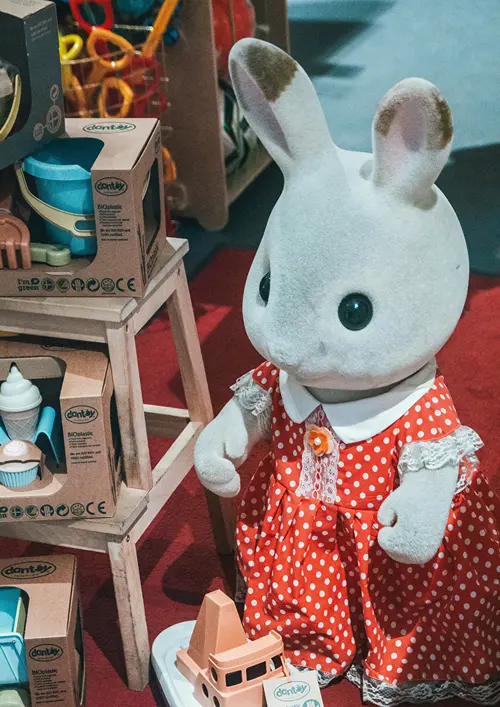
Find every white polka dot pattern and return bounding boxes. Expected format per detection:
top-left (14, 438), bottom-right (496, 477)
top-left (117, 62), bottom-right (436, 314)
top-left (235, 362), bottom-right (500, 690)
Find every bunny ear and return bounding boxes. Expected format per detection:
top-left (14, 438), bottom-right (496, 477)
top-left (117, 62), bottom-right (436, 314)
top-left (229, 38), bottom-right (337, 175)
top-left (371, 79), bottom-right (453, 204)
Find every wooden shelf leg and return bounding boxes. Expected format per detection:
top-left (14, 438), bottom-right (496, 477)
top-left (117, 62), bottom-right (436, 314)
top-left (108, 536), bottom-right (150, 691)
top-left (167, 264), bottom-right (213, 425)
top-left (204, 490), bottom-right (235, 556)
top-left (106, 323), bottom-right (153, 491)
top-left (167, 265), bottom-right (235, 553)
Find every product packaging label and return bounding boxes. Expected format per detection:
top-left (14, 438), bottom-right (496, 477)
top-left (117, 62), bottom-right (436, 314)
top-left (264, 670), bottom-right (324, 707)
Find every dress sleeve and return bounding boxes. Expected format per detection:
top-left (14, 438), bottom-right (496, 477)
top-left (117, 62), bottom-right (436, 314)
top-left (396, 376), bottom-right (483, 494)
top-left (230, 362), bottom-right (278, 434)
top-left (398, 426), bottom-right (483, 494)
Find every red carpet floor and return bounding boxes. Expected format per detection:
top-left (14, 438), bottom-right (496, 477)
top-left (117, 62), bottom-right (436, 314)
top-left (3, 249), bottom-right (500, 707)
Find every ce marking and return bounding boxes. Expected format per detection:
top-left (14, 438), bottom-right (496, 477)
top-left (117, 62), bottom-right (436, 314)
top-left (86, 501), bottom-right (106, 516)
top-left (116, 278), bottom-right (136, 293)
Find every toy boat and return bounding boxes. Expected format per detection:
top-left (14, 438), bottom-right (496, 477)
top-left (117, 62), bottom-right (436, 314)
top-left (152, 590), bottom-right (286, 707)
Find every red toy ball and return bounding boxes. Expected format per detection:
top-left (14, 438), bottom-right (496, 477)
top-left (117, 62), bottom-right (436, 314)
top-left (212, 0), bottom-right (256, 76)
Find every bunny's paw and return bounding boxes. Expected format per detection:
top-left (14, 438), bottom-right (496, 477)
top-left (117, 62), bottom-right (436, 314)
top-left (195, 449), bottom-right (241, 498)
top-left (377, 484), bottom-right (446, 564)
top-left (194, 408), bottom-right (248, 498)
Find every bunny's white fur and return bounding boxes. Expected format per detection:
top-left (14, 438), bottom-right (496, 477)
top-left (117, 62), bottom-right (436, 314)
top-left (195, 38), bottom-right (469, 566)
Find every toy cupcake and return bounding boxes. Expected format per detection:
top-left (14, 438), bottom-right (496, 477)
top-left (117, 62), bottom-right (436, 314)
top-left (0, 366), bottom-right (42, 441)
top-left (0, 440), bottom-right (41, 488)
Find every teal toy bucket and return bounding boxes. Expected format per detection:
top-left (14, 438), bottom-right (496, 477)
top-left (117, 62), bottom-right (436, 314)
top-left (22, 138), bottom-right (102, 257)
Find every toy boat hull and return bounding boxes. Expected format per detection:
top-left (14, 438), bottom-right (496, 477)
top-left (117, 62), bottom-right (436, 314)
top-left (152, 621), bottom-right (199, 707)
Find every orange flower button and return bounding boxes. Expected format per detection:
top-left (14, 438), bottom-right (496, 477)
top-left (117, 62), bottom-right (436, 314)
top-left (306, 425), bottom-right (335, 456)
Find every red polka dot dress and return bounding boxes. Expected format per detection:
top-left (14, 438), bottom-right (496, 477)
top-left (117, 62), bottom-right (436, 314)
top-left (234, 361), bottom-right (500, 706)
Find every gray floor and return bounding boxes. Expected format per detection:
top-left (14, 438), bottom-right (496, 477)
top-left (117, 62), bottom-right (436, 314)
top-left (182, 0), bottom-right (500, 277)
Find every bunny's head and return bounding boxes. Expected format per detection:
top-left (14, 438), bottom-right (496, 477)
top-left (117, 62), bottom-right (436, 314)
top-left (230, 39), bottom-right (469, 391)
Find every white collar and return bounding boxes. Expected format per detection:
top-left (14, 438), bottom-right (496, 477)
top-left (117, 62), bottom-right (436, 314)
top-left (279, 360), bottom-right (437, 444)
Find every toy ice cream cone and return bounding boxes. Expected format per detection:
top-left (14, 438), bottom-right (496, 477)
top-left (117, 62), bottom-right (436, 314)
top-left (0, 365), bottom-right (42, 441)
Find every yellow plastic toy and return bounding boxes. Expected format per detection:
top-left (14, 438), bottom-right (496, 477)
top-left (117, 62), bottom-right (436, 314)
top-left (0, 62), bottom-right (21, 143)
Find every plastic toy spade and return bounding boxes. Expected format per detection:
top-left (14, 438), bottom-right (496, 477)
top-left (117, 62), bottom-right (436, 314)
top-left (14, 162), bottom-right (95, 243)
top-left (0, 64), bottom-right (21, 143)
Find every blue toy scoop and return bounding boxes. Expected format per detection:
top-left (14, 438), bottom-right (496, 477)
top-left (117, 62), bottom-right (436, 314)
top-left (0, 588), bottom-right (28, 688)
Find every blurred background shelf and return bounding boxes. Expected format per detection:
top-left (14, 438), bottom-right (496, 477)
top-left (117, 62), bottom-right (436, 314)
top-left (167, 0), bottom-right (289, 231)
top-left (227, 142), bottom-right (271, 205)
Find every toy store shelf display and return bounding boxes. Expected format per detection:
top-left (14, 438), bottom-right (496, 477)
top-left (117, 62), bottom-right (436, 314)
top-left (0, 1), bottom-right (233, 695)
top-left (0, 239), bottom-right (234, 694)
top-left (56, 0), bottom-right (290, 231)
top-left (0, 0), bottom-right (173, 296)
top-left (164, 0), bottom-right (290, 230)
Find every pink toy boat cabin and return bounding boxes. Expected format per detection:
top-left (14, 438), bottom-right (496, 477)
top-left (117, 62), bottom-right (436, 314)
top-left (176, 590), bottom-right (286, 707)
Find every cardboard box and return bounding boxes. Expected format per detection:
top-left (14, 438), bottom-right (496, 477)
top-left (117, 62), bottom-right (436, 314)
top-left (0, 554), bottom-right (84, 707)
top-left (0, 340), bottom-right (121, 522)
top-left (0, 0), bottom-right (65, 170)
top-left (0, 118), bottom-right (172, 297)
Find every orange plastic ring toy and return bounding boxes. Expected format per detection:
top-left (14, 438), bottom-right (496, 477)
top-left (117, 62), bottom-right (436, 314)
top-left (98, 77), bottom-right (134, 118)
top-left (86, 28), bottom-right (136, 72)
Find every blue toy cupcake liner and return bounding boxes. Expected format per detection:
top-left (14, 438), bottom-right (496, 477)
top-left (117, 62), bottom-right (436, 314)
top-left (0, 465), bottom-right (38, 489)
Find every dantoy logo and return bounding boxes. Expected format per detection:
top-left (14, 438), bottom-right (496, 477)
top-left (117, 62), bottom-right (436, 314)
top-left (29, 644), bottom-right (63, 662)
top-left (65, 405), bottom-right (98, 424)
top-left (1, 561), bottom-right (56, 579)
top-left (83, 122), bottom-right (136, 133)
top-left (273, 681), bottom-right (311, 702)
top-left (95, 177), bottom-right (128, 196)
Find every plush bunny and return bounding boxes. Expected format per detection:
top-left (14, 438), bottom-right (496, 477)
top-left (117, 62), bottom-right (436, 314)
top-left (195, 38), bottom-right (500, 706)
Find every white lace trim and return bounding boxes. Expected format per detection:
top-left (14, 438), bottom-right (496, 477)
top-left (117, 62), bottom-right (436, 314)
top-left (398, 426), bottom-right (483, 495)
top-left (346, 662), bottom-right (362, 686)
top-left (230, 370), bottom-right (272, 435)
top-left (296, 663), bottom-right (500, 705)
top-left (344, 663), bottom-right (500, 706)
top-left (297, 408), bottom-right (339, 505)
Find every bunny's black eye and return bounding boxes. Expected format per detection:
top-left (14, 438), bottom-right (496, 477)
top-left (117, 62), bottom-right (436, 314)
top-left (338, 293), bottom-right (373, 331)
top-left (259, 273), bottom-right (271, 304)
